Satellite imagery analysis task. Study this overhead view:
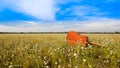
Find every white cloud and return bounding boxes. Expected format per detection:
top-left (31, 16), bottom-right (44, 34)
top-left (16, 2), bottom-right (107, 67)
top-left (25, 21), bottom-right (38, 26)
top-left (57, 0), bottom-right (80, 4)
top-left (58, 5), bottom-right (105, 20)
top-left (73, 5), bottom-right (101, 16)
top-left (71, 5), bottom-right (106, 20)
top-left (0, 18), bottom-right (120, 32)
top-left (1, 0), bottom-right (57, 20)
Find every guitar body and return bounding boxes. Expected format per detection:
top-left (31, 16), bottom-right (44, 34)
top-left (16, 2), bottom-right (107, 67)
top-left (67, 31), bottom-right (88, 47)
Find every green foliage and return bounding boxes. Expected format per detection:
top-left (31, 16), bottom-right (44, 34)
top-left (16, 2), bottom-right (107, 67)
top-left (0, 34), bottom-right (120, 68)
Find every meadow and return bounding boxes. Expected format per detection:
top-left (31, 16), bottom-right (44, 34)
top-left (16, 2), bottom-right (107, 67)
top-left (0, 34), bottom-right (120, 68)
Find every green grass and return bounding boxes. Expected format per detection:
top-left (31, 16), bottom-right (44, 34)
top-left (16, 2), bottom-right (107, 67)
top-left (0, 34), bottom-right (120, 68)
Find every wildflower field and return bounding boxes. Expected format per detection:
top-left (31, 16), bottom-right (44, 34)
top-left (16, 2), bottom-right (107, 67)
top-left (0, 34), bottom-right (120, 68)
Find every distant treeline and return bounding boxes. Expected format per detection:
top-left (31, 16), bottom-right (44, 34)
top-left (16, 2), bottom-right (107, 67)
top-left (0, 31), bottom-right (120, 34)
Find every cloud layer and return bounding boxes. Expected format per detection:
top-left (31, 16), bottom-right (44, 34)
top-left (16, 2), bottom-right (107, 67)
top-left (1, 0), bottom-right (57, 20)
top-left (0, 18), bottom-right (120, 32)
top-left (0, 0), bottom-right (120, 21)
top-left (0, 0), bottom-right (120, 32)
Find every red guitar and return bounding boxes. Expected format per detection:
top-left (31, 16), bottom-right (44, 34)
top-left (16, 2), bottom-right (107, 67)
top-left (67, 31), bottom-right (102, 47)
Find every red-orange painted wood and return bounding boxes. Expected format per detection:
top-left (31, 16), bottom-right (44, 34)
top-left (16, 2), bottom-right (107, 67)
top-left (67, 31), bottom-right (88, 47)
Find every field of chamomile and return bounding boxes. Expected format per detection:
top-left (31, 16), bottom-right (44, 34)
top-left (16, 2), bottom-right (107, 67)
top-left (0, 34), bottom-right (120, 68)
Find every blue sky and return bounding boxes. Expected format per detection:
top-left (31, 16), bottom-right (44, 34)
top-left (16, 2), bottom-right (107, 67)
top-left (0, 0), bottom-right (120, 32)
